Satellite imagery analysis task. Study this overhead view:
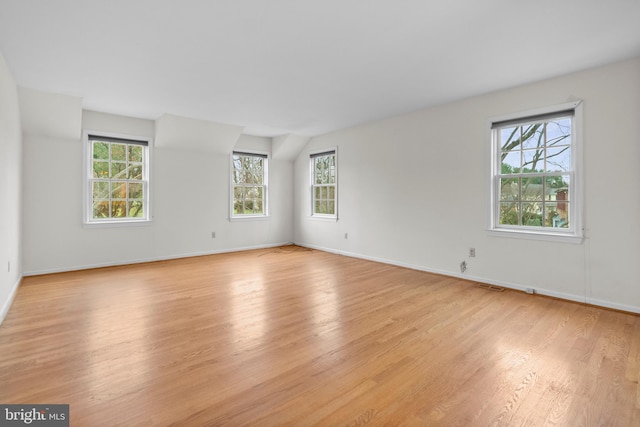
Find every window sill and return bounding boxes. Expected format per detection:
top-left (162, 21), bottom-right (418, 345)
top-left (84, 219), bottom-right (152, 228)
top-left (229, 215), bottom-right (270, 222)
top-left (487, 228), bottom-right (583, 244)
top-left (309, 215), bottom-right (338, 222)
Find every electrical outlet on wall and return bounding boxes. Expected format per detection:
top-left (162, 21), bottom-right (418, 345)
top-left (211, 232), bottom-right (216, 238)
top-left (469, 248), bottom-right (476, 257)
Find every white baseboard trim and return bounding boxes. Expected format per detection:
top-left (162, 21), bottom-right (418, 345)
top-left (21, 241), bottom-right (639, 315)
top-left (296, 242), bottom-right (640, 315)
top-left (0, 275), bottom-right (22, 326)
top-left (23, 242), bottom-right (293, 277)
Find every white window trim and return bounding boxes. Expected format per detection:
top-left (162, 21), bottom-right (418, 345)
top-left (309, 147), bottom-right (338, 221)
top-left (229, 150), bottom-right (270, 221)
top-left (83, 130), bottom-right (153, 227)
top-left (486, 101), bottom-right (584, 243)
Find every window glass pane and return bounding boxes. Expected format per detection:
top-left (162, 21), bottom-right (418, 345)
top-left (128, 201), bottom-right (144, 217)
top-left (327, 201), bottom-right (335, 215)
top-left (111, 143), bottom-right (126, 161)
top-left (500, 178), bottom-right (519, 201)
top-left (546, 118), bottom-right (571, 147)
top-left (314, 159), bottom-right (322, 184)
top-left (521, 123), bottom-right (544, 150)
top-left (315, 156), bottom-right (333, 184)
top-left (232, 157), bottom-right (242, 184)
top-left (327, 185), bottom-right (335, 199)
top-left (111, 181), bottom-right (127, 199)
top-left (93, 181), bottom-right (109, 200)
top-left (547, 175), bottom-right (570, 228)
top-left (545, 146), bottom-right (571, 172)
top-left (111, 162), bottom-right (126, 178)
top-left (235, 156), bottom-right (263, 185)
top-left (93, 161), bottom-right (109, 178)
top-left (253, 158), bottom-right (263, 185)
top-left (499, 202), bottom-right (519, 225)
top-left (244, 186), bottom-right (255, 199)
top-left (253, 186), bottom-right (263, 200)
top-left (314, 200), bottom-right (321, 214)
top-left (545, 202), bottom-right (569, 228)
top-left (111, 201), bottom-right (127, 218)
top-left (522, 177), bottom-right (543, 201)
top-left (128, 145), bottom-right (143, 162)
top-left (500, 151), bottom-right (520, 174)
top-left (522, 202), bottom-right (543, 226)
top-left (93, 201), bottom-right (110, 219)
top-left (128, 163), bottom-right (143, 180)
top-left (233, 192), bottom-right (244, 214)
top-left (500, 127), bottom-right (519, 147)
top-left (128, 182), bottom-right (143, 199)
top-left (253, 199), bottom-right (263, 214)
top-left (249, 169), bottom-right (258, 185)
top-left (522, 149), bottom-right (543, 172)
top-left (93, 142), bottom-right (109, 160)
top-left (546, 175), bottom-right (570, 199)
top-left (240, 157), bottom-right (252, 184)
top-left (234, 186), bottom-right (243, 201)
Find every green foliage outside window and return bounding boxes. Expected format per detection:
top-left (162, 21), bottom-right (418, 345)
top-left (91, 139), bottom-right (146, 220)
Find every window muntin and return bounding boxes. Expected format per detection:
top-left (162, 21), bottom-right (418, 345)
top-left (311, 151), bottom-right (337, 217)
top-left (232, 152), bottom-right (268, 217)
top-left (87, 134), bottom-right (149, 223)
top-left (492, 108), bottom-right (577, 234)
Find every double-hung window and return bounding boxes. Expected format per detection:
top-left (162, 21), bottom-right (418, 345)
top-left (310, 150), bottom-right (337, 218)
top-left (85, 133), bottom-right (150, 224)
top-left (489, 101), bottom-right (582, 241)
top-left (231, 151), bottom-right (268, 217)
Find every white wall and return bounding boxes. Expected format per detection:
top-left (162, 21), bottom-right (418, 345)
top-left (21, 105), bottom-right (294, 274)
top-left (0, 54), bottom-right (22, 323)
top-left (294, 58), bottom-right (640, 313)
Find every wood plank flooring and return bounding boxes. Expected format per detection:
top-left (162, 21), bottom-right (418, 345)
top-left (1, 246), bottom-right (638, 426)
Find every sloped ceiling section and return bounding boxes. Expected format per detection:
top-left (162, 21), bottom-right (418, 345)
top-left (155, 114), bottom-right (244, 154)
top-left (272, 134), bottom-right (310, 161)
top-left (18, 87), bottom-right (82, 140)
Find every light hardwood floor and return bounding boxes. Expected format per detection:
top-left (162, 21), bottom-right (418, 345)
top-left (1, 246), bottom-right (638, 426)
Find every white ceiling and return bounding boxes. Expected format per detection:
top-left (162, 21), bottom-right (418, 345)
top-left (1, 0), bottom-right (639, 137)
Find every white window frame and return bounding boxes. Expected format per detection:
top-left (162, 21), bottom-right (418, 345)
top-left (310, 148), bottom-right (338, 220)
top-left (230, 151), bottom-right (269, 220)
top-left (487, 101), bottom-right (583, 243)
top-left (83, 130), bottom-right (152, 227)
